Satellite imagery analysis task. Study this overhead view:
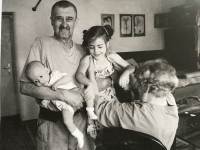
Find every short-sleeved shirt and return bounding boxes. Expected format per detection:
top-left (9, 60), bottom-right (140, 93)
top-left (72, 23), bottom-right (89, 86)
top-left (95, 93), bottom-right (179, 150)
top-left (20, 36), bottom-right (85, 121)
top-left (20, 36), bottom-right (85, 88)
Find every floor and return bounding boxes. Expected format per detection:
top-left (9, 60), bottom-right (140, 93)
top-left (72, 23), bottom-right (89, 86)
top-left (0, 114), bottom-right (198, 150)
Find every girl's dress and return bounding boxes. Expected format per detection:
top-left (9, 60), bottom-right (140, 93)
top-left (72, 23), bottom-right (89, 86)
top-left (93, 55), bottom-right (117, 101)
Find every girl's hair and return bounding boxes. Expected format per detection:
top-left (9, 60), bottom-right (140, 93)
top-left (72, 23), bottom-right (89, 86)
top-left (82, 25), bottom-right (114, 48)
top-left (135, 58), bottom-right (179, 97)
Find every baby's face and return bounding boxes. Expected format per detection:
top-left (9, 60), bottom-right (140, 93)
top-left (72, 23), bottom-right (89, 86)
top-left (28, 66), bottom-right (50, 87)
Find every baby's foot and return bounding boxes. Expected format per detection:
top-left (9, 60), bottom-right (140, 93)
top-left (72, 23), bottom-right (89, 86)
top-left (77, 132), bottom-right (84, 148)
top-left (72, 128), bottom-right (84, 148)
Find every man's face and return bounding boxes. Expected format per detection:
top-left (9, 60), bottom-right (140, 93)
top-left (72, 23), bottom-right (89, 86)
top-left (51, 6), bottom-right (77, 40)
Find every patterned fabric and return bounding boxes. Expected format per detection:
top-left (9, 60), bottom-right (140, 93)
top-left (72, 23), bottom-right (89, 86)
top-left (92, 55), bottom-right (116, 101)
top-left (93, 56), bottom-right (114, 79)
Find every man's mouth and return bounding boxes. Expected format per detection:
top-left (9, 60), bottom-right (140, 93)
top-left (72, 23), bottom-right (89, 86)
top-left (60, 26), bottom-right (70, 30)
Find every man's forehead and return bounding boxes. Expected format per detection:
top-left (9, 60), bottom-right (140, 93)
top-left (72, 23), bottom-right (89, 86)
top-left (52, 6), bottom-right (76, 17)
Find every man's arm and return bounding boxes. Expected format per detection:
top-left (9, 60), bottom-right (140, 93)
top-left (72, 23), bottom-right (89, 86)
top-left (20, 82), bottom-right (84, 107)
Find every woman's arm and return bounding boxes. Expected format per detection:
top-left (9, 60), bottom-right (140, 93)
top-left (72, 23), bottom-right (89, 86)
top-left (20, 82), bottom-right (84, 107)
top-left (94, 95), bottom-right (135, 129)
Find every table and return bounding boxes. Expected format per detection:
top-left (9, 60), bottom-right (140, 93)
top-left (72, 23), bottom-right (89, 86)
top-left (176, 112), bottom-right (200, 149)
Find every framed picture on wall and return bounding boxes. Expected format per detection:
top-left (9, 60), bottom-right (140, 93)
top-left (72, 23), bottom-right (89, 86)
top-left (101, 14), bottom-right (115, 29)
top-left (120, 14), bottom-right (132, 37)
top-left (133, 14), bottom-right (145, 37)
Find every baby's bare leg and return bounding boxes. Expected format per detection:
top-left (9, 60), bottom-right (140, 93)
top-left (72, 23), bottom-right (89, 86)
top-left (62, 109), bottom-right (84, 148)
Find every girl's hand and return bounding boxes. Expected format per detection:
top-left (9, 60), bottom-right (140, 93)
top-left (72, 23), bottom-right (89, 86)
top-left (51, 83), bottom-right (58, 91)
top-left (84, 82), bottom-right (95, 101)
top-left (119, 71), bottom-right (130, 89)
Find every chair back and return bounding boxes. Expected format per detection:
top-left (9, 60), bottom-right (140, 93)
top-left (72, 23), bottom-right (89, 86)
top-left (102, 128), bottom-right (167, 150)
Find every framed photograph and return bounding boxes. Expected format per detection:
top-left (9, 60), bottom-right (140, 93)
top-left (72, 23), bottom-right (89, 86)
top-left (101, 14), bottom-right (115, 29)
top-left (133, 14), bottom-right (145, 37)
top-left (120, 14), bottom-right (132, 37)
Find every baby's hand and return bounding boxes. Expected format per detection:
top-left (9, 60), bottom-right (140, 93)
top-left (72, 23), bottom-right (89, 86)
top-left (84, 83), bottom-right (95, 101)
top-left (51, 83), bottom-right (58, 91)
top-left (119, 71), bottom-right (130, 89)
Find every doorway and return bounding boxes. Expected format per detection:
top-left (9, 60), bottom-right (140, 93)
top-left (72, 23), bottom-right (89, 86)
top-left (1, 12), bottom-right (18, 117)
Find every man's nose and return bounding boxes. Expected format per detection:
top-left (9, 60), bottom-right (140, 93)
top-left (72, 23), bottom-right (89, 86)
top-left (61, 19), bottom-right (68, 27)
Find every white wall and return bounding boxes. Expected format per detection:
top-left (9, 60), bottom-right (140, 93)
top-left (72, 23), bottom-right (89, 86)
top-left (2, 0), bottom-right (178, 120)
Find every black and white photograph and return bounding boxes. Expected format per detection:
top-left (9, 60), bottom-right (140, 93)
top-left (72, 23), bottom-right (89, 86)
top-left (101, 14), bottom-right (115, 29)
top-left (1, 0), bottom-right (200, 150)
top-left (133, 14), bottom-right (145, 37)
top-left (120, 14), bottom-right (132, 37)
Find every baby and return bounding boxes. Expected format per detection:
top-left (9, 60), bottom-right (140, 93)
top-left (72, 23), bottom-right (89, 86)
top-left (25, 61), bottom-right (84, 148)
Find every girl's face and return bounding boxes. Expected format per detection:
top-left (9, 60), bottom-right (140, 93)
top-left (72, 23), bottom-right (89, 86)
top-left (88, 37), bottom-right (109, 60)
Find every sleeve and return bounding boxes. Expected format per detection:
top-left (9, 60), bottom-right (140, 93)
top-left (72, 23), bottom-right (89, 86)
top-left (94, 95), bottom-right (136, 129)
top-left (52, 70), bottom-right (69, 81)
top-left (19, 37), bottom-right (46, 82)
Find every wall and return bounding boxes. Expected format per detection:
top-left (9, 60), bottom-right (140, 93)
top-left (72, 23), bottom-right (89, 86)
top-left (2, 0), bottom-right (175, 120)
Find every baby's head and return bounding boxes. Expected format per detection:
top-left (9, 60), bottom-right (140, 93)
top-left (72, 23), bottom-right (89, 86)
top-left (25, 61), bottom-right (50, 87)
top-left (82, 25), bottom-right (114, 57)
top-left (135, 58), bottom-right (178, 98)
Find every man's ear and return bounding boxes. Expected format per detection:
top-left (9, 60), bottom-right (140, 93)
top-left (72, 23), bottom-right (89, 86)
top-left (50, 17), bottom-right (53, 26)
top-left (74, 18), bottom-right (78, 26)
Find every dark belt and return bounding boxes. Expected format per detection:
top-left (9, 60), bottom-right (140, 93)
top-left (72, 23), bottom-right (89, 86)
top-left (39, 107), bottom-right (81, 122)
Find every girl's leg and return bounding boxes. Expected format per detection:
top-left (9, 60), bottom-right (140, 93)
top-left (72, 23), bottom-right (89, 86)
top-left (86, 98), bottom-right (98, 120)
top-left (62, 109), bottom-right (84, 148)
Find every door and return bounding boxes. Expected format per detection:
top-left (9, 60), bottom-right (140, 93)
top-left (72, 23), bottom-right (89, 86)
top-left (1, 12), bottom-right (18, 117)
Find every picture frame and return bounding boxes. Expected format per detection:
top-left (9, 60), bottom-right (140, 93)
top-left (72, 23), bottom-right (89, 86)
top-left (120, 14), bottom-right (132, 37)
top-left (133, 14), bottom-right (145, 37)
top-left (101, 14), bottom-right (115, 29)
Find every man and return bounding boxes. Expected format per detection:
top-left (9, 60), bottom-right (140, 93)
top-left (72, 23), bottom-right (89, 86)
top-left (94, 59), bottom-right (179, 150)
top-left (20, 1), bottom-right (110, 149)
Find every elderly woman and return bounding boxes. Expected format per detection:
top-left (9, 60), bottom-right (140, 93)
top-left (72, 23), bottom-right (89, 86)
top-left (94, 59), bottom-right (179, 150)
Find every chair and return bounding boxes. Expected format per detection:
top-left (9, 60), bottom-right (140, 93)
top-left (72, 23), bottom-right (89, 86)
top-left (102, 128), bottom-right (167, 150)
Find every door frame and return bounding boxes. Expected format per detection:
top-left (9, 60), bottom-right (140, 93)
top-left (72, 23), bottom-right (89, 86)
top-left (2, 12), bottom-right (19, 116)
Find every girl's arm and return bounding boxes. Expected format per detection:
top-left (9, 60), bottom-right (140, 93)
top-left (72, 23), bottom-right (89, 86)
top-left (109, 53), bottom-right (135, 88)
top-left (76, 56), bottom-right (93, 86)
top-left (109, 53), bottom-right (135, 74)
top-left (76, 56), bottom-right (95, 100)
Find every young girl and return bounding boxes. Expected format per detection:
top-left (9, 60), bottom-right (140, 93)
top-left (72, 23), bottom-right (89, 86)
top-left (76, 25), bottom-right (135, 121)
